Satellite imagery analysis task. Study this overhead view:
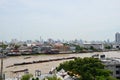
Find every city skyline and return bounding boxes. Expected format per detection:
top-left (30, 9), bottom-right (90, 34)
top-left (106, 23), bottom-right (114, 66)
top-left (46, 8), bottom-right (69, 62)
top-left (0, 0), bottom-right (120, 41)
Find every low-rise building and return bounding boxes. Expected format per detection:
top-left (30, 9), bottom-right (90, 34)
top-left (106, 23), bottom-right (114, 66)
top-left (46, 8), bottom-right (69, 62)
top-left (83, 43), bottom-right (104, 50)
top-left (92, 54), bottom-right (120, 79)
top-left (102, 58), bottom-right (120, 79)
top-left (113, 43), bottom-right (120, 49)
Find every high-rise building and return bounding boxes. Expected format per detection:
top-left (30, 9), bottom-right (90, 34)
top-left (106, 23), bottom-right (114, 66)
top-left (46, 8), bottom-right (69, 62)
top-left (115, 32), bottom-right (120, 44)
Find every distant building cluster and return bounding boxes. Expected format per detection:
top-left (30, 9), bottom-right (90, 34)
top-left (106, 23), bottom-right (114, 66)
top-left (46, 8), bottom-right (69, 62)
top-left (1, 32), bottom-right (120, 80)
top-left (0, 32), bottom-right (120, 55)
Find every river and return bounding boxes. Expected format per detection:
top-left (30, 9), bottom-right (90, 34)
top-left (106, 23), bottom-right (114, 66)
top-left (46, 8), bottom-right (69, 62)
top-left (0, 51), bottom-right (120, 78)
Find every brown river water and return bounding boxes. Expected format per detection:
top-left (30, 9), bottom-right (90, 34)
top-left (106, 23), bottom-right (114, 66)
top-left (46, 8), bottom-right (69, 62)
top-left (0, 51), bottom-right (120, 78)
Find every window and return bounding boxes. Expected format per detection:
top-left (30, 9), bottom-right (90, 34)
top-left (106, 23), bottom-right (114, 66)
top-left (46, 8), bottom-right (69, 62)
top-left (116, 65), bottom-right (120, 68)
top-left (116, 71), bottom-right (120, 74)
top-left (116, 77), bottom-right (120, 79)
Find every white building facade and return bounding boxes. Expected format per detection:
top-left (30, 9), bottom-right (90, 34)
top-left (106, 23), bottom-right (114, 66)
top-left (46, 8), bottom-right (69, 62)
top-left (102, 58), bottom-right (120, 79)
top-left (113, 32), bottom-right (120, 49)
top-left (115, 32), bottom-right (120, 44)
top-left (83, 43), bottom-right (104, 50)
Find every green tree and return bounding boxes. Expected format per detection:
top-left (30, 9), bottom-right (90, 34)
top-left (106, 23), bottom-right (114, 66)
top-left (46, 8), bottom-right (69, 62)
top-left (75, 45), bottom-right (84, 52)
top-left (96, 76), bottom-right (118, 80)
top-left (57, 57), bottom-right (117, 80)
top-left (106, 76), bottom-right (118, 80)
top-left (36, 77), bottom-right (39, 80)
top-left (14, 45), bottom-right (20, 50)
top-left (105, 46), bottom-right (112, 49)
top-left (32, 77), bottom-right (39, 80)
top-left (43, 76), bottom-right (62, 80)
top-left (21, 74), bottom-right (33, 80)
top-left (90, 46), bottom-right (98, 51)
top-left (0, 43), bottom-right (7, 49)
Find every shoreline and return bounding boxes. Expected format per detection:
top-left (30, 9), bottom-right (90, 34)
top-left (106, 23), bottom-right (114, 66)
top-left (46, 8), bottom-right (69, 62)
top-left (5, 49), bottom-right (120, 57)
top-left (6, 57), bottom-right (76, 68)
top-left (3, 51), bottom-right (120, 78)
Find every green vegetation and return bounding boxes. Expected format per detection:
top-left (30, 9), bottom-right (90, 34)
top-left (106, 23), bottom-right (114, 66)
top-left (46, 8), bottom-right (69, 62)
top-left (0, 43), bottom-right (7, 49)
top-left (75, 45), bottom-right (89, 53)
top-left (96, 76), bottom-right (118, 80)
top-left (89, 46), bottom-right (98, 51)
top-left (22, 75), bottom-right (62, 80)
top-left (14, 45), bottom-right (20, 50)
top-left (75, 45), bottom-right (99, 53)
top-left (32, 77), bottom-right (39, 80)
top-left (75, 45), bottom-right (84, 52)
top-left (57, 57), bottom-right (117, 80)
top-left (21, 74), bottom-right (33, 80)
top-left (43, 76), bottom-right (62, 80)
top-left (105, 45), bottom-right (112, 49)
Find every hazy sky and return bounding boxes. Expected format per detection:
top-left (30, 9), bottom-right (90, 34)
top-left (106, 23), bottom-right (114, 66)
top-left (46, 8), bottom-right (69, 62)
top-left (0, 0), bottom-right (120, 41)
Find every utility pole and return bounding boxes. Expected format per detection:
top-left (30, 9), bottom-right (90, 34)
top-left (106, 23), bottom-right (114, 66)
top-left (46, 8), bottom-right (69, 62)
top-left (0, 54), bottom-right (3, 80)
top-left (0, 42), bottom-right (4, 80)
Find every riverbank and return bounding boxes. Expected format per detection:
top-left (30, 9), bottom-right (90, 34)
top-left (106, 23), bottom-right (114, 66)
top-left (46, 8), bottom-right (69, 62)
top-left (5, 49), bottom-right (120, 57)
top-left (6, 57), bottom-right (76, 68)
top-left (1, 51), bottom-right (120, 78)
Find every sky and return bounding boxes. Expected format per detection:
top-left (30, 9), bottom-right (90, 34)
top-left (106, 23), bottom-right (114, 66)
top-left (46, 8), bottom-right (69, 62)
top-left (0, 0), bottom-right (120, 41)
